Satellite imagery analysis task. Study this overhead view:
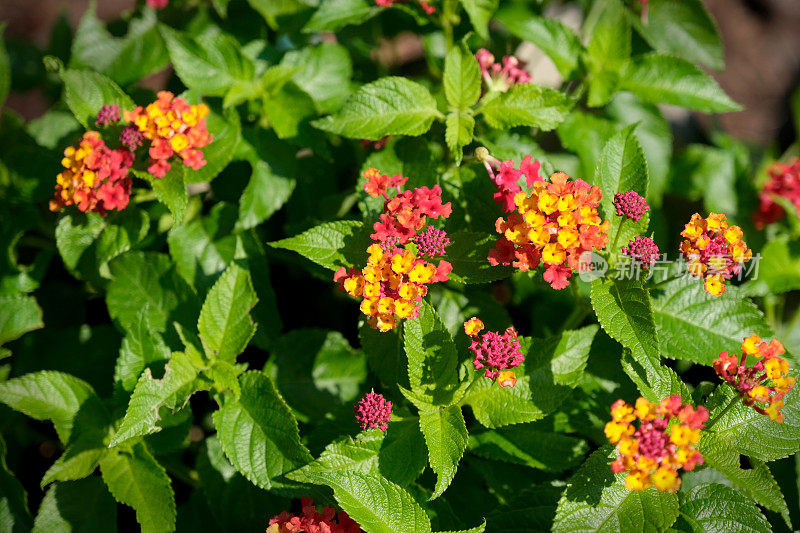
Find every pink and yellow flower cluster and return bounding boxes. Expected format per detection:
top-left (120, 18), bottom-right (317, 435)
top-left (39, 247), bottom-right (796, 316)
top-left (487, 169), bottom-right (610, 290)
top-left (335, 244), bottom-right (450, 332)
top-left (714, 335), bottom-right (795, 422)
top-left (464, 317), bottom-right (524, 387)
top-left (268, 497), bottom-right (360, 533)
top-left (605, 395), bottom-right (708, 493)
top-left (50, 131), bottom-right (134, 215)
top-left (124, 91), bottom-right (212, 178)
top-left (679, 213), bottom-right (752, 296)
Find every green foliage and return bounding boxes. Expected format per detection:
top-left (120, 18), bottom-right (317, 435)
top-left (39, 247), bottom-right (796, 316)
top-left (1, 0), bottom-right (792, 530)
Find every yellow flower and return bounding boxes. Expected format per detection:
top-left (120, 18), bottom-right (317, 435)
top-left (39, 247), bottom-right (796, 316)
top-left (464, 317), bottom-right (485, 336)
top-left (652, 467), bottom-right (680, 492)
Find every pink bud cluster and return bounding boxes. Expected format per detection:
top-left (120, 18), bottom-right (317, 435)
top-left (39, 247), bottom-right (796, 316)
top-left (354, 392), bottom-right (392, 431)
top-left (413, 226), bottom-right (450, 258)
top-left (622, 236), bottom-right (660, 269)
top-left (614, 191), bottom-right (650, 221)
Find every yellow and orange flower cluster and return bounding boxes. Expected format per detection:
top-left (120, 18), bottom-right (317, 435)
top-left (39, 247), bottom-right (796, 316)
top-left (124, 91), bottom-right (212, 178)
top-left (679, 213), bottom-right (752, 296)
top-left (714, 335), bottom-right (795, 422)
top-left (50, 131), bottom-right (134, 215)
top-left (487, 172), bottom-right (610, 289)
top-left (335, 244), bottom-right (451, 332)
top-left (605, 395), bottom-right (708, 493)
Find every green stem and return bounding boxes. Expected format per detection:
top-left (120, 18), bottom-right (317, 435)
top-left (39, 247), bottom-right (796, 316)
top-left (441, 0), bottom-right (458, 51)
top-left (705, 395), bottom-right (742, 431)
top-left (609, 218), bottom-right (626, 265)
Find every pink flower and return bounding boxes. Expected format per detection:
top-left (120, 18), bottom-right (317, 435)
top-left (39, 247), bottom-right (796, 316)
top-left (95, 104), bottom-right (120, 127)
top-left (466, 324), bottom-right (525, 382)
top-left (354, 392), bottom-right (392, 431)
top-left (614, 191), bottom-right (650, 221)
top-left (621, 236), bottom-right (660, 269)
top-left (413, 226), bottom-right (450, 258)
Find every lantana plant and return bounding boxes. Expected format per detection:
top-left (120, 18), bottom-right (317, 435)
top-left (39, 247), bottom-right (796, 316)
top-left (1, 0), bottom-right (799, 531)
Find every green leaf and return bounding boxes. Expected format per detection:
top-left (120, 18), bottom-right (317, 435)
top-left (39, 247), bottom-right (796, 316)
top-left (479, 84), bottom-right (572, 131)
top-left (0, 294), bottom-right (43, 345)
top-left (303, 0), bottom-right (379, 33)
top-left (620, 54), bottom-right (741, 112)
top-left (41, 434), bottom-right (107, 487)
top-left (672, 482), bottom-right (770, 532)
top-left (469, 424), bottom-right (588, 472)
top-left (167, 203), bottom-right (237, 294)
top-left (282, 43), bottom-right (353, 115)
top-left (262, 79), bottom-right (317, 140)
top-left (106, 251), bottom-right (196, 335)
top-left (745, 236), bottom-right (800, 295)
top-left (114, 313), bottom-right (172, 392)
top-left (650, 276), bottom-right (772, 365)
top-left (403, 302), bottom-right (459, 405)
top-left (212, 371), bottom-right (312, 490)
top-left (70, 8), bottom-right (168, 86)
top-left (495, 4), bottom-right (583, 78)
top-left (269, 220), bottom-right (371, 271)
top-left (596, 125), bottom-right (649, 249)
top-left (197, 263), bottom-right (258, 362)
top-left (0, 435), bottom-right (32, 533)
top-left (304, 471), bottom-right (432, 533)
top-left (183, 106), bottom-right (241, 184)
top-left (245, 0), bottom-right (312, 28)
top-left (195, 436), bottom-right (277, 531)
top-left (606, 93), bottom-right (672, 204)
top-left (160, 26), bottom-right (254, 97)
top-left (697, 432), bottom-right (790, 526)
top-left (438, 524), bottom-right (485, 533)
top-left (631, 0), bottom-right (724, 71)
top-left (447, 231), bottom-right (513, 284)
top-left (703, 377), bottom-right (800, 462)
top-left (294, 420), bottom-right (427, 487)
top-left (444, 45), bottom-right (481, 109)
top-left (459, 0), bottom-right (498, 39)
top-left (136, 167), bottom-right (187, 223)
top-left (33, 478), bottom-right (117, 533)
top-left (418, 404), bottom-right (468, 499)
top-left (445, 112), bottom-right (474, 166)
top-left (668, 144), bottom-right (737, 216)
top-left (585, 0), bottom-right (630, 106)
top-left (464, 327), bottom-right (597, 428)
top-left (359, 322), bottom-right (405, 388)
top-left (312, 77), bottom-right (441, 140)
top-left (0, 371), bottom-right (106, 444)
top-left (60, 69), bottom-right (135, 127)
top-left (553, 445), bottom-right (679, 532)
top-left (109, 351), bottom-right (203, 448)
top-left (0, 25), bottom-right (10, 109)
top-left (591, 278), bottom-right (660, 365)
top-left (237, 161), bottom-right (295, 230)
top-left (100, 444), bottom-right (176, 533)
top-left (620, 350), bottom-right (690, 404)
top-left (265, 329), bottom-right (366, 421)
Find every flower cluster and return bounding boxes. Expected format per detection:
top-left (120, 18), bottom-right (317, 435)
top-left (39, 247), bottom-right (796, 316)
top-left (363, 167), bottom-right (407, 199)
top-left (713, 335), bottom-right (795, 422)
top-left (355, 392), bottom-right (392, 431)
top-left (95, 104), bottom-right (120, 127)
top-left (50, 132), bottom-right (134, 215)
top-left (146, 0), bottom-right (169, 9)
top-left (413, 226), bottom-right (450, 258)
top-left (268, 498), bottom-right (360, 533)
top-left (753, 159), bottom-right (800, 229)
top-left (679, 213), bottom-right (752, 296)
top-left (374, 0), bottom-right (435, 14)
top-left (614, 191), bottom-right (650, 221)
top-left (622, 236), bottom-right (660, 269)
top-left (335, 244), bottom-right (450, 332)
top-left (464, 317), bottom-right (524, 387)
top-left (477, 148), bottom-right (541, 213)
top-left (371, 185), bottom-right (452, 245)
top-left (124, 91), bottom-right (212, 177)
top-left (475, 49), bottom-right (531, 92)
top-left (484, 161), bottom-right (610, 290)
top-left (605, 395), bottom-right (708, 492)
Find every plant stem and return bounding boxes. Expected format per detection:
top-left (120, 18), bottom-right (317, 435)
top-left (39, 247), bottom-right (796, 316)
top-left (705, 395), bottom-right (742, 431)
top-left (609, 218), bottom-right (626, 265)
